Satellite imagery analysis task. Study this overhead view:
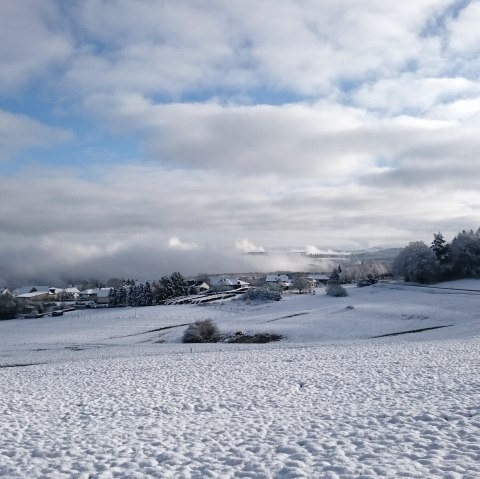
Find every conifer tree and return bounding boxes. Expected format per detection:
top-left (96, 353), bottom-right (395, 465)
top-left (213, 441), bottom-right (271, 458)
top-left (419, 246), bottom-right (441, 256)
top-left (431, 232), bottom-right (450, 264)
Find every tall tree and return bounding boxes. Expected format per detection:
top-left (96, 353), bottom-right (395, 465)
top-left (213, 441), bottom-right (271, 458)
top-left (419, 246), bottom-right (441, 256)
top-left (393, 241), bottom-right (439, 283)
top-left (170, 272), bottom-right (188, 297)
top-left (449, 229), bottom-right (480, 278)
top-left (430, 232), bottom-right (450, 264)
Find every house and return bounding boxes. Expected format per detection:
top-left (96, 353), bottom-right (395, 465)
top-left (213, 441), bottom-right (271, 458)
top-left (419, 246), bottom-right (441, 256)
top-left (265, 274), bottom-right (293, 290)
top-left (187, 280), bottom-right (210, 293)
top-left (307, 273), bottom-right (330, 286)
top-left (15, 291), bottom-right (50, 303)
top-left (78, 288), bottom-right (112, 305)
top-left (265, 274), bottom-right (291, 284)
top-left (210, 277), bottom-right (250, 289)
top-left (49, 287), bottom-right (80, 301)
top-left (13, 285), bottom-right (50, 296)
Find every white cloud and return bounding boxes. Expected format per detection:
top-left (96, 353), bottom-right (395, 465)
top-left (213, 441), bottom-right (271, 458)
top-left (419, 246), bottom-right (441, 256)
top-left (0, 1), bottom-right (72, 90)
top-left (0, 109), bottom-right (72, 161)
top-left (88, 97), bottom-right (379, 176)
top-left (235, 239), bottom-right (265, 253)
top-left (168, 237), bottom-right (198, 251)
top-left (428, 96), bottom-right (480, 122)
top-left (446, 1), bottom-right (480, 56)
top-left (84, 95), bottom-right (480, 187)
top-left (304, 246), bottom-right (350, 256)
top-left (353, 76), bottom-right (480, 114)
top-left (57, 0), bottom-right (456, 98)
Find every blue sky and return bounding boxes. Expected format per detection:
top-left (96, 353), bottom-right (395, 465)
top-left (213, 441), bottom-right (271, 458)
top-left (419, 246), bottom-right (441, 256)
top-left (1, 0), bottom-right (480, 285)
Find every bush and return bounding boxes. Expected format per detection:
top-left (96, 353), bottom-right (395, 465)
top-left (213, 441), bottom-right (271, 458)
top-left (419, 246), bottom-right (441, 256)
top-left (326, 284), bottom-right (348, 297)
top-left (0, 293), bottom-right (18, 320)
top-left (244, 287), bottom-right (282, 302)
top-left (183, 319), bottom-right (220, 343)
top-left (357, 276), bottom-right (378, 287)
top-left (225, 333), bottom-right (284, 343)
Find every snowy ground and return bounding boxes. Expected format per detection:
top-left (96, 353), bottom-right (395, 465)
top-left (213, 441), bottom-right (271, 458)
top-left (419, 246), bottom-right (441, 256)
top-left (1, 281), bottom-right (479, 478)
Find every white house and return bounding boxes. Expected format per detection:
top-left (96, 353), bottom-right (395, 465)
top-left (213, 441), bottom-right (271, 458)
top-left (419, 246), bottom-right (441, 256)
top-left (210, 277), bottom-right (250, 288)
top-left (187, 280), bottom-right (210, 293)
top-left (307, 274), bottom-right (330, 285)
top-left (265, 274), bottom-right (291, 284)
top-left (13, 285), bottom-right (50, 296)
top-left (15, 291), bottom-right (50, 303)
top-left (79, 288), bottom-right (112, 305)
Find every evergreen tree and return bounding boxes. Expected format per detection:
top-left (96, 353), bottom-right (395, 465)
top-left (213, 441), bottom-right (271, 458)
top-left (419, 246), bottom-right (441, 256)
top-left (160, 275), bottom-right (175, 299)
top-left (170, 272), bottom-right (188, 297)
top-left (129, 284), bottom-right (142, 307)
top-left (116, 286), bottom-right (128, 307)
top-left (142, 282), bottom-right (153, 306)
top-left (326, 267), bottom-right (347, 296)
top-left (327, 268), bottom-right (340, 285)
top-left (431, 232), bottom-right (450, 264)
top-left (108, 288), bottom-right (117, 307)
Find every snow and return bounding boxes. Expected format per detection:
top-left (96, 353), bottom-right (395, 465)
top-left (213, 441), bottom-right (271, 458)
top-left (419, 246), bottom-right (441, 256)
top-left (1, 280), bottom-right (480, 478)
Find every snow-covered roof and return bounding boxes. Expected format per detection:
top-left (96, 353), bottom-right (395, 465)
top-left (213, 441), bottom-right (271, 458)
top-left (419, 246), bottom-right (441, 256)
top-left (188, 280), bottom-right (209, 287)
top-left (49, 287), bottom-right (64, 295)
top-left (209, 277), bottom-right (250, 286)
top-left (219, 278), bottom-right (250, 286)
top-left (13, 285), bottom-right (50, 296)
top-left (50, 287), bottom-right (80, 295)
top-left (80, 288), bottom-right (112, 298)
top-left (65, 287), bottom-right (81, 294)
top-left (266, 274), bottom-right (291, 283)
top-left (308, 274), bottom-right (330, 281)
top-left (16, 291), bottom-right (49, 299)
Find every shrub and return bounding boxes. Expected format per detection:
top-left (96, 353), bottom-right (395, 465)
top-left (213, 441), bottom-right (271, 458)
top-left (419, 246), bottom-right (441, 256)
top-left (0, 292), bottom-right (18, 320)
top-left (244, 287), bottom-right (282, 302)
top-left (357, 276), bottom-right (378, 287)
top-left (183, 319), bottom-right (219, 343)
top-left (226, 333), bottom-right (284, 343)
top-left (326, 284), bottom-right (348, 297)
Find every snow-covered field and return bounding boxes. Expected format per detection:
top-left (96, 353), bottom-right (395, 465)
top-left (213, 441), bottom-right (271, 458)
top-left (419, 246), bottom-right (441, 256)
top-left (1, 281), bottom-right (480, 478)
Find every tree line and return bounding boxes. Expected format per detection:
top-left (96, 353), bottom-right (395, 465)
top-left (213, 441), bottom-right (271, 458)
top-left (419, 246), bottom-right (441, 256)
top-left (108, 272), bottom-right (188, 307)
top-left (394, 228), bottom-right (480, 283)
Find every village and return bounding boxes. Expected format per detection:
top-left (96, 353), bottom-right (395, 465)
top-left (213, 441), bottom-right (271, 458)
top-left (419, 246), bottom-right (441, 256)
top-left (0, 272), bottom-right (333, 318)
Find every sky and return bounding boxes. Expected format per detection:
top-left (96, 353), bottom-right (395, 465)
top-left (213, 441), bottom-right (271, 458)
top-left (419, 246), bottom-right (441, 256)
top-left (1, 0), bottom-right (480, 285)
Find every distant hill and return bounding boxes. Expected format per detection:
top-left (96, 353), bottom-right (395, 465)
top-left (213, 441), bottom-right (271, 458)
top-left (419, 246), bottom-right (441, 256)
top-left (349, 247), bottom-right (402, 262)
top-left (305, 247), bottom-right (401, 263)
